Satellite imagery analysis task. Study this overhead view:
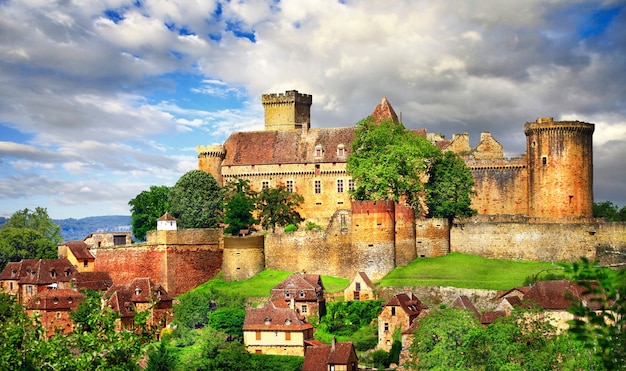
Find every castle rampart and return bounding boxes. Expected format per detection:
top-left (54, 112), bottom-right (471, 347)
top-left (222, 235), bottom-right (265, 281)
top-left (92, 228), bottom-right (222, 296)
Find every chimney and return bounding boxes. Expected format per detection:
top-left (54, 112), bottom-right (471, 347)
top-left (332, 336), bottom-right (336, 351)
top-left (290, 297), bottom-right (295, 310)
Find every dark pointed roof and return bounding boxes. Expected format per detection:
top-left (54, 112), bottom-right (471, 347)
top-left (105, 277), bottom-right (172, 318)
top-left (522, 280), bottom-right (604, 310)
top-left (157, 213), bottom-right (176, 221)
top-left (1, 259), bottom-right (78, 285)
top-left (270, 273), bottom-right (325, 302)
top-left (62, 240), bottom-right (94, 260)
top-left (370, 96), bottom-right (400, 124)
top-left (451, 295), bottom-right (480, 319)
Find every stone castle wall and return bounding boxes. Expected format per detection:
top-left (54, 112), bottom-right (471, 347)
top-left (92, 228), bottom-right (222, 296)
top-left (467, 157), bottom-right (529, 215)
top-left (222, 235), bottom-right (265, 281)
top-left (415, 218), bottom-right (450, 257)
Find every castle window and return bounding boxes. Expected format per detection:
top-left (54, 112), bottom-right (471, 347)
top-left (314, 180), bottom-right (321, 194)
top-left (262, 180), bottom-right (270, 189)
top-left (337, 179), bottom-right (344, 193)
top-left (348, 179), bottom-right (355, 191)
top-left (384, 322), bottom-right (389, 332)
top-left (337, 144), bottom-right (346, 157)
top-left (315, 145), bottom-right (323, 158)
top-left (542, 156), bottom-right (547, 166)
top-left (286, 180), bottom-right (294, 193)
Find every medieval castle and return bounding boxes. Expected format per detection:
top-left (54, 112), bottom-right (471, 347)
top-left (89, 90), bottom-right (625, 294)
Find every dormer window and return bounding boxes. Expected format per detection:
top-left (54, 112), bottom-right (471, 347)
top-left (314, 145), bottom-right (323, 158)
top-left (265, 317), bottom-right (271, 325)
top-left (285, 291), bottom-right (291, 298)
top-left (50, 269), bottom-right (56, 278)
top-left (156, 289), bottom-right (162, 296)
top-left (53, 297), bottom-right (58, 305)
top-left (135, 287), bottom-right (142, 296)
top-left (65, 269), bottom-right (72, 277)
top-left (299, 290), bottom-right (305, 298)
top-left (337, 144), bottom-right (346, 157)
top-left (285, 318), bottom-right (291, 325)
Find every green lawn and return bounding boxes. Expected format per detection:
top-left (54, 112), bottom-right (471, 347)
top-left (186, 270), bottom-right (350, 299)
top-left (378, 253), bottom-right (568, 290)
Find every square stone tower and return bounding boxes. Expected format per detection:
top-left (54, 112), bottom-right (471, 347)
top-left (262, 90), bottom-right (312, 131)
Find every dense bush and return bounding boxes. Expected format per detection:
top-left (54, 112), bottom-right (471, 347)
top-left (317, 300), bottom-right (383, 335)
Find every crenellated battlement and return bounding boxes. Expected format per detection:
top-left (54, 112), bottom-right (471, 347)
top-left (524, 118), bottom-right (595, 135)
top-left (261, 90), bottom-right (312, 105)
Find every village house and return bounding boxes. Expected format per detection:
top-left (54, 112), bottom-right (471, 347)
top-left (242, 300), bottom-right (315, 356)
top-left (302, 337), bottom-right (358, 371)
top-left (378, 292), bottom-right (428, 351)
top-left (521, 280), bottom-right (604, 332)
top-left (270, 272), bottom-right (326, 320)
top-left (343, 272), bottom-right (376, 301)
top-left (58, 240), bottom-right (95, 272)
top-left (0, 259), bottom-right (79, 304)
top-left (104, 277), bottom-right (173, 331)
top-left (26, 288), bottom-right (83, 338)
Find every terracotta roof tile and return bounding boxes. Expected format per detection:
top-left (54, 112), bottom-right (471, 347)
top-left (302, 340), bottom-right (357, 371)
top-left (451, 295), bottom-right (480, 319)
top-left (243, 301), bottom-right (313, 332)
top-left (383, 292), bottom-right (427, 317)
top-left (63, 240), bottom-right (94, 260)
top-left (222, 127), bottom-right (356, 166)
top-left (72, 271), bottom-right (113, 291)
top-left (522, 280), bottom-right (604, 310)
top-left (6, 259), bottom-right (78, 285)
top-left (370, 96), bottom-right (400, 124)
top-left (480, 310), bottom-right (507, 325)
top-left (26, 288), bottom-right (83, 310)
top-left (105, 277), bottom-right (172, 318)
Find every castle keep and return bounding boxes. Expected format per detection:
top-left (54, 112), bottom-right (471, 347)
top-left (198, 90), bottom-right (595, 223)
top-left (193, 90), bottom-right (625, 281)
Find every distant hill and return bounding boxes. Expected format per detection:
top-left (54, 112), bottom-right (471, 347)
top-left (53, 215), bottom-right (132, 242)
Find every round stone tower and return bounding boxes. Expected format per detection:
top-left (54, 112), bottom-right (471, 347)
top-left (524, 118), bottom-right (594, 218)
top-left (196, 145), bottom-right (225, 185)
top-left (351, 200), bottom-right (396, 280)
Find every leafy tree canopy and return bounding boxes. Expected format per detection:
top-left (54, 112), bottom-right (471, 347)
top-left (347, 117), bottom-right (440, 211)
top-left (222, 179), bottom-right (258, 236)
top-left (168, 170), bottom-right (222, 229)
top-left (129, 185), bottom-right (171, 241)
top-left (426, 151), bottom-right (477, 221)
top-left (564, 258), bottom-right (626, 370)
top-left (593, 200), bottom-right (626, 221)
top-left (0, 207), bottom-right (61, 270)
top-left (407, 307), bottom-right (603, 370)
top-left (256, 185), bottom-right (304, 232)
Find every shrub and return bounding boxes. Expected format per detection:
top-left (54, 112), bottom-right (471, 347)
top-left (284, 224), bottom-right (298, 232)
top-left (306, 221), bottom-right (322, 230)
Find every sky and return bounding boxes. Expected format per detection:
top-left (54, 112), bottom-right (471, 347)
top-left (1, 0), bottom-right (625, 219)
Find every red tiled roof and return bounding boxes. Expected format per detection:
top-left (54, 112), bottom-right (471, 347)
top-left (63, 240), bottom-right (94, 260)
top-left (523, 280), bottom-right (604, 310)
top-left (497, 286), bottom-right (531, 299)
top-left (383, 292), bottom-right (427, 317)
top-left (480, 310), bottom-right (507, 325)
top-left (105, 277), bottom-right (172, 318)
top-left (72, 271), bottom-right (113, 291)
top-left (243, 301), bottom-right (313, 332)
top-left (26, 288), bottom-right (83, 310)
top-left (302, 340), bottom-right (357, 371)
top-left (2, 259), bottom-right (78, 285)
top-left (222, 127), bottom-right (356, 166)
top-left (353, 272), bottom-right (375, 289)
top-left (270, 273), bottom-right (324, 302)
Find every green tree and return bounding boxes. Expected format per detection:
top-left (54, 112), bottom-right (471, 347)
top-left (128, 185), bottom-right (171, 241)
top-left (168, 170), bottom-right (222, 229)
top-left (347, 117), bottom-right (440, 211)
top-left (0, 207), bottom-right (61, 270)
top-left (208, 307), bottom-right (246, 338)
top-left (564, 258), bottom-right (626, 370)
top-left (145, 340), bottom-right (178, 371)
top-left (222, 179), bottom-right (257, 235)
top-left (593, 201), bottom-right (626, 221)
top-left (256, 185), bottom-right (304, 232)
top-left (425, 151), bottom-right (477, 221)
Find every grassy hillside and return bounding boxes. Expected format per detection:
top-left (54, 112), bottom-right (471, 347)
top-left (185, 270), bottom-right (350, 299)
top-left (185, 253), bottom-right (569, 300)
top-left (378, 253), bottom-right (566, 290)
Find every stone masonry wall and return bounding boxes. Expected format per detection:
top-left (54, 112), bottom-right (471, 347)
top-left (415, 218), bottom-right (450, 257)
top-left (222, 235), bottom-right (265, 281)
top-left (449, 217), bottom-right (626, 263)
